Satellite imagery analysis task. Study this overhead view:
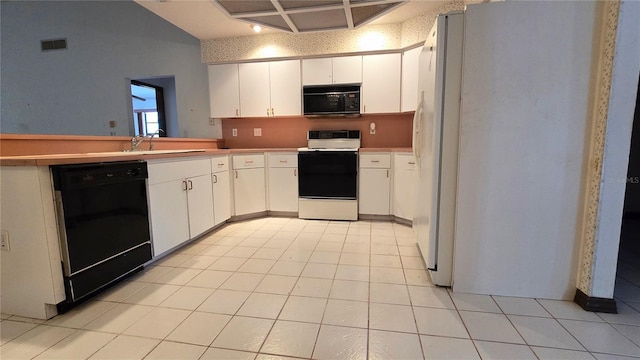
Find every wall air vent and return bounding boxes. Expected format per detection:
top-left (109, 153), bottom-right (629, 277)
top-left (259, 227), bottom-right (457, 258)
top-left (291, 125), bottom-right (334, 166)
top-left (41, 38), bottom-right (67, 51)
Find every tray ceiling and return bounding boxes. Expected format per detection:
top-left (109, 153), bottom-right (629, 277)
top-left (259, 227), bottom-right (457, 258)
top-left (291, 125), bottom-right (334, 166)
top-left (213, 0), bottom-right (406, 33)
top-left (134, 0), bottom-right (447, 40)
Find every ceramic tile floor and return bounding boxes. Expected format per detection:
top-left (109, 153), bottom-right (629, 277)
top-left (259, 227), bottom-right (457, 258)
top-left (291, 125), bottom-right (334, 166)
top-left (2, 217), bottom-right (640, 359)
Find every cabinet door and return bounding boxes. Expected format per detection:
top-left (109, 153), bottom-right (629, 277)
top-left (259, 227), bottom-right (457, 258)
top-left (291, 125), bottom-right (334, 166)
top-left (401, 47), bottom-right (422, 112)
top-left (393, 158), bottom-right (417, 221)
top-left (302, 58), bottom-right (332, 85)
top-left (333, 56), bottom-right (362, 84)
top-left (268, 167), bottom-right (299, 212)
top-left (239, 62), bottom-right (271, 117)
top-left (270, 60), bottom-right (301, 116)
top-left (359, 168), bottom-right (390, 215)
top-left (212, 171), bottom-right (231, 226)
top-left (208, 64), bottom-right (240, 117)
top-left (362, 53), bottom-right (401, 113)
top-left (186, 174), bottom-right (215, 238)
top-left (148, 180), bottom-right (190, 256)
top-left (233, 168), bottom-right (266, 216)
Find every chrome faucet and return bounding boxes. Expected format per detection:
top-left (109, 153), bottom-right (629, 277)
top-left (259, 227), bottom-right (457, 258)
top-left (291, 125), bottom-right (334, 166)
top-left (148, 129), bottom-right (164, 151)
top-left (130, 129), bottom-right (164, 151)
top-left (130, 135), bottom-right (146, 151)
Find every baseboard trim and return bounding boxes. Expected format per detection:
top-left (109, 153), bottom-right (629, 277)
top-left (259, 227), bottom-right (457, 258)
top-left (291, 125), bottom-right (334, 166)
top-left (393, 216), bottom-right (413, 226)
top-left (358, 214), bottom-right (394, 221)
top-left (230, 211), bottom-right (269, 222)
top-left (574, 288), bottom-right (617, 313)
top-left (267, 211), bottom-right (298, 218)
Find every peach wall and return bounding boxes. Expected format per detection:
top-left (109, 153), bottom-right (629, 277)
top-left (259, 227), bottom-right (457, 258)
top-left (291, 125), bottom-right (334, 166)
top-left (0, 134), bottom-right (224, 156)
top-left (221, 113), bottom-right (414, 149)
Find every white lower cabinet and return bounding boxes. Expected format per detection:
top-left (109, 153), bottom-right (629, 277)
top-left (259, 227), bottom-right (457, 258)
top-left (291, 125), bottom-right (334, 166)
top-left (232, 154), bottom-right (266, 216)
top-left (186, 174), bottom-right (215, 237)
top-left (148, 180), bottom-right (191, 256)
top-left (267, 153), bottom-right (298, 212)
top-left (211, 155), bottom-right (231, 226)
top-left (359, 153), bottom-right (391, 215)
top-left (393, 153), bottom-right (417, 221)
top-left (148, 158), bottom-right (214, 256)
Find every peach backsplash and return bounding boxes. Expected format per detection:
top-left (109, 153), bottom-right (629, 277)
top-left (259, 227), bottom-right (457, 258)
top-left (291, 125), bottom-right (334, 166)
top-left (221, 113), bottom-right (413, 149)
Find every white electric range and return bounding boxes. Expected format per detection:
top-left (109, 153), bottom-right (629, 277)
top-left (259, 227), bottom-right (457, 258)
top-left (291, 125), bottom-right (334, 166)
top-left (297, 130), bottom-right (361, 221)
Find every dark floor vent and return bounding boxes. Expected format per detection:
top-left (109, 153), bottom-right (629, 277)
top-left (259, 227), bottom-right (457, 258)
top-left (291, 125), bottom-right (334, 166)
top-left (41, 38), bottom-right (67, 51)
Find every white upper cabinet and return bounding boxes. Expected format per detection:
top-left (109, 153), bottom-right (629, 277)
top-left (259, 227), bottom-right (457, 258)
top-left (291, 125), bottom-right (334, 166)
top-left (269, 60), bottom-right (301, 117)
top-left (401, 46), bottom-right (422, 112)
top-left (302, 58), bottom-right (332, 85)
top-left (302, 56), bottom-right (362, 85)
top-left (208, 64), bottom-right (241, 118)
top-left (239, 62), bottom-right (271, 117)
top-left (362, 53), bottom-right (401, 114)
top-left (239, 60), bottom-right (301, 117)
top-left (332, 56), bottom-right (362, 84)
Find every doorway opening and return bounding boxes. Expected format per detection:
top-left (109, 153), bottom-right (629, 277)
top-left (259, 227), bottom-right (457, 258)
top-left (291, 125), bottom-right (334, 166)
top-left (131, 80), bottom-right (166, 137)
top-left (615, 74), bottom-right (640, 308)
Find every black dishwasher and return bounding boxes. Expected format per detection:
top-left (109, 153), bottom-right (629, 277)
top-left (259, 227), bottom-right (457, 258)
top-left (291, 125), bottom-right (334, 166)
top-left (52, 161), bottom-right (152, 306)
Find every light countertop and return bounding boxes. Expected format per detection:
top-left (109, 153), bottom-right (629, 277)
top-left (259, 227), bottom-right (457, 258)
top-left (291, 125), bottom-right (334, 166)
top-left (0, 147), bottom-right (413, 166)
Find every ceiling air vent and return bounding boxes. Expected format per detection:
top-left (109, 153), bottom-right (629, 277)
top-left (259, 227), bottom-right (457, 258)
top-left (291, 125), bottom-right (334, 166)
top-left (41, 38), bottom-right (67, 51)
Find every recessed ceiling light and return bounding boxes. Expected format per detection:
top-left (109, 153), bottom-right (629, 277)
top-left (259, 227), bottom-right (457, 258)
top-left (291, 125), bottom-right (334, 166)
top-left (250, 24), bottom-right (262, 33)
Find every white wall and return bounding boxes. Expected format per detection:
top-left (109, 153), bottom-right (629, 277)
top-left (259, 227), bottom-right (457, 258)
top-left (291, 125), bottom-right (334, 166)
top-left (0, 1), bottom-right (212, 138)
top-left (453, 1), bottom-right (598, 300)
top-left (590, 0), bottom-right (640, 299)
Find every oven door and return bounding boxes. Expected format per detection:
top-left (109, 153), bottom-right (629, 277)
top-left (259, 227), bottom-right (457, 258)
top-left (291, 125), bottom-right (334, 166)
top-left (298, 150), bottom-right (358, 199)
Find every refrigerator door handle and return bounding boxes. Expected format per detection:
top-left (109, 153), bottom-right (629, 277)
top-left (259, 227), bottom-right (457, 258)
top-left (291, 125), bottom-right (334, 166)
top-left (412, 91), bottom-right (425, 165)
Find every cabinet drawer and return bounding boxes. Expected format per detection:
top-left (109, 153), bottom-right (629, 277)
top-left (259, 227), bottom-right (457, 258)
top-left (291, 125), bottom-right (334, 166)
top-left (268, 153), bottom-right (298, 168)
top-left (232, 154), bottom-right (265, 169)
top-left (211, 155), bottom-right (229, 173)
top-left (360, 154), bottom-right (391, 168)
top-left (148, 158), bottom-right (212, 185)
top-left (394, 153), bottom-right (417, 171)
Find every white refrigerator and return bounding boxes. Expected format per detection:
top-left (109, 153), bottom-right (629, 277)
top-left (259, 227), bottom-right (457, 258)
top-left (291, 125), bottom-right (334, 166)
top-left (413, 12), bottom-right (464, 287)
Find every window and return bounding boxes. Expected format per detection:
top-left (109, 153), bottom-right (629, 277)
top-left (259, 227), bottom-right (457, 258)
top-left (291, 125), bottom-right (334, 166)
top-left (131, 80), bottom-right (167, 136)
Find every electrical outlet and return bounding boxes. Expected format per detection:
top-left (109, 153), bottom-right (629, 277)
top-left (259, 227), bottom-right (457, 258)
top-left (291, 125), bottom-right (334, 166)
top-left (232, 128), bottom-right (238, 137)
top-left (209, 118), bottom-right (214, 126)
top-left (254, 128), bottom-right (262, 136)
top-left (1, 230), bottom-right (9, 252)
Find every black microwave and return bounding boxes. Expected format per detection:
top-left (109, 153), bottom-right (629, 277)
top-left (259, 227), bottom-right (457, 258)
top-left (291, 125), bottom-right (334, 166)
top-left (303, 84), bottom-right (360, 117)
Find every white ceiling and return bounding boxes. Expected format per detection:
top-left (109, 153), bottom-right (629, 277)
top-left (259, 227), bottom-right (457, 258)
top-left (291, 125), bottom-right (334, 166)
top-left (134, 0), bottom-right (446, 40)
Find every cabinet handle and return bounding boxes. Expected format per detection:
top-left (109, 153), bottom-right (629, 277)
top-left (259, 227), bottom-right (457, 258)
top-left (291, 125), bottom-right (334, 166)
top-left (235, 109), bottom-right (239, 116)
top-left (408, 162), bottom-right (416, 165)
top-left (182, 180), bottom-right (188, 191)
top-left (271, 108), bottom-right (274, 116)
top-left (218, 163), bottom-right (225, 167)
top-left (371, 160), bottom-right (380, 163)
top-left (364, 105), bottom-right (366, 113)
top-left (279, 160), bottom-right (288, 163)
top-left (267, 108), bottom-right (270, 116)
top-left (187, 180), bottom-right (193, 190)
top-left (213, 174), bottom-right (218, 183)
top-left (387, 169), bottom-right (389, 178)
top-left (294, 168), bottom-right (297, 176)
top-left (235, 170), bottom-right (238, 179)
top-left (245, 160), bottom-right (253, 165)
